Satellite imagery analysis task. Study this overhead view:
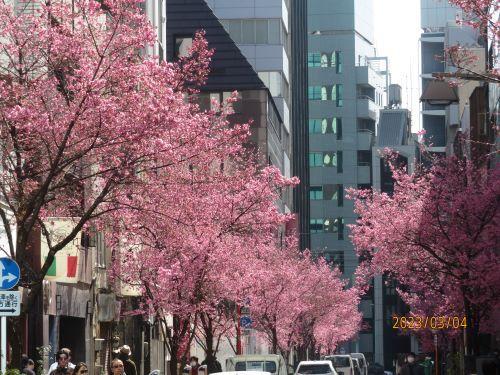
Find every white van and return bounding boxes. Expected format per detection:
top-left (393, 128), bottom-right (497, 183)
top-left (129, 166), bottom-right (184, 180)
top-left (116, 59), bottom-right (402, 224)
top-left (323, 355), bottom-right (354, 375)
top-left (226, 355), bottom-right (287, 375)
top-left (349, 354), bottom-right (367, 375)
top-left (295, 361), bottom-right (338, 375)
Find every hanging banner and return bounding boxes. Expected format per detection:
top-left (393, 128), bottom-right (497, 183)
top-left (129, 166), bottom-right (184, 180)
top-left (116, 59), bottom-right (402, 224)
top-left (40, 218), bottom-right (81, 283)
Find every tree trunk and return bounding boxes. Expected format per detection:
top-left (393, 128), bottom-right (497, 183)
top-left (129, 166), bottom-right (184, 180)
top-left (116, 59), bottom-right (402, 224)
top-left (7, 315), bottom-right (23, 369)
top-left (201, 315), bottom-right (217, 373)
top-left (271, 327), bottom-right (278, 355)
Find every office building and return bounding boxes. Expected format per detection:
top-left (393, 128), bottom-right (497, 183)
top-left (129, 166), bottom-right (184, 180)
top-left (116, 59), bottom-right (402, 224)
top-left (307, 0), bottom-right (387, 360)
top-left (371, 104), bottom-right (419, 367)
top-left (206, 0), bottom-right (293, 213)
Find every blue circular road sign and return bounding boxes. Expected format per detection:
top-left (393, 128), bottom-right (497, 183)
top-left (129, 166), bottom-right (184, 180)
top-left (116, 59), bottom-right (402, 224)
top-left (240, 316), bottom-right (252, 328)
top-left (0, 258), bottom-right (21, 290)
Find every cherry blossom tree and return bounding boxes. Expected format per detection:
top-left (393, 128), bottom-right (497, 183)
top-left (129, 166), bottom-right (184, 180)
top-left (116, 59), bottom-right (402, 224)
top-left (109, 140), bottom-right (298, 375)
top-left (349, 155), bottom-right (500, 355)
top-left (0, 0), bottom-right (247, 361)
top-left (440, 0), bottom-right (499, 83)
top-left (246, 238), bottom-right (361, 362)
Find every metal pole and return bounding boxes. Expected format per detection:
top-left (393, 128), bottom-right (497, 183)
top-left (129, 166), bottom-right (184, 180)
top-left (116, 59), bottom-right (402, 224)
top-left (236, 306), bottom-right (242, 355)
top-left (1, 316), bottom-right (6, 374)
top-left (434, 334), bottom-right (438, 375)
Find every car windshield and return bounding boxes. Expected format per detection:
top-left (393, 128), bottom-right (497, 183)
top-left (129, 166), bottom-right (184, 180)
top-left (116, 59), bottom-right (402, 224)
top-left (329, 357), bottom-right (350, 367)
top-left (235, 361), bottom-right (277, 373)
top-left (297, 364), bottom-right (332, 374)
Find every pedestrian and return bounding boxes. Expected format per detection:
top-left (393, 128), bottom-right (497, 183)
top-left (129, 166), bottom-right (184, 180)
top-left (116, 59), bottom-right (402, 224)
top-left (110, 359), bottom-right (125, 375)
top-left (201, 356), bottom-right (222, 374)
top-left (21, 357), bottom-right (35, 375)
top-left (400, 353), bottom-right (423, 375)
top-left (49, 349), bottom-right (76, 375)
top-left (189, 356), bottom-right (201, 375)
top-left (74, 363), bottom-right (89, 375)
top-left (118, 345), bottom-right (137, 375)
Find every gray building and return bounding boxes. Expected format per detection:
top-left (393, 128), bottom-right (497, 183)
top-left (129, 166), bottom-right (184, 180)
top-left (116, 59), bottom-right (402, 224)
top-left (207, 0), bottom-right (293, 213)
top-left (307, 0), bottom-right (387, 359)
top-left (371, 107), bottom-right (419, 368)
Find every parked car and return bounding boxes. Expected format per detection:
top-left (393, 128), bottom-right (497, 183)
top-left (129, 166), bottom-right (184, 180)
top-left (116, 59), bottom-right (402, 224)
top-left (351, 359), bottom-right (361, 375)
top-left (295, 361), bottom-right (338, 375)
top-left (324, 355), bottom-right (354, 375)
top-left (349, 354), bottom-right (368, 375)
top-left (212, 372), bottom-right (271, 375)
top-left (226, 355), bottom-right (287, 375)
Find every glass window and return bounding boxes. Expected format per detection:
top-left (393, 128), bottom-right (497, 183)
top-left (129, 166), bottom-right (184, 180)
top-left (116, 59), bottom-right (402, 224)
top-left (210, 92), bottom-right (220, 110)
top-left (310, 219), bottom-right (324, 233)
top-left (321, 118), bottom-right (330, 134)
top-left (268, 72), bottom-right (282, 97)
top-left (256, 19), bottom-right (268, 43)
top-left (309, 186), bottom-right (323, 200)
top-left (174, 36), bottom-right (193, 58)
top-left (258, 71), bottom-right (269, 87)
top-left (309, 152), bottom-right (323, 167)
top-left (329, 357), bottom-right (351, 368)
top-left (223, 91), bottom-right (242, 112)
top-left (297, 364), bottom-right (332, 375)
top-left (309, 119), bottom-right (322, 133)
top-left (323, 152), bottom-right (337, 167)
top-left (268, 19), bottom-right (281, 44)
top-left (337, 151), bottom-right (343, 173)
top-left (333, 118), bottom-right (343, 140)
top-left (338, 184), bottom-right (344, 206)
top-left (198, 93), bottom-right (211, 111)
top-left (321, 184), bottom-right (343, 206)
top-left (338, 217), bottom-right (345, 240)
top-left (308, 86), bottom-right (322, 100)
top-left (335, 84), bottom-right (344, 107)
top-left (308, 52), bottom-right (321, 67)
top-left (358, 150), bottom-right (371, 166)
top-left (323, 218), bottom-right (338, 233)
top-left (323, 184), bottom-right (338, 201)
top-left (321, 86), bottom-right (328, 101)
top-left (321, 53), bottom-right (328, 67)
top-left (242, 20), bottom-right (255, 44)
top-left (323, 252), bottom-right (344, 273)
top-left (331, 51), bottom-right (337, 68)
top-left (336, 51), bottom-right (343, 73)
top-left (235, 363), bottom-right (246, 371)
top-left (228, 20), bottom-right (242, 43)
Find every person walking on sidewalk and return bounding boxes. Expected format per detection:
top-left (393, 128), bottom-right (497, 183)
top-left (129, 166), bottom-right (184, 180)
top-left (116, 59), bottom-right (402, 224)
top-left (118, 346), bottom-right (137, 375)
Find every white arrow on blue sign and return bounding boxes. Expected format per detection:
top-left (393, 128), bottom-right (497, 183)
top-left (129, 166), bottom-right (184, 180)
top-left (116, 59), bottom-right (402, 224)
top-left (0, 258), bottom-right (20, 290)
top-left (240, 316), bottom-right (252, 328)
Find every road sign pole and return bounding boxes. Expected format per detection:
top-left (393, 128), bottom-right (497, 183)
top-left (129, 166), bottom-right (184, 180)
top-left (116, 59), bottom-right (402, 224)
top-left (1, 316), bottom-right (6, 374)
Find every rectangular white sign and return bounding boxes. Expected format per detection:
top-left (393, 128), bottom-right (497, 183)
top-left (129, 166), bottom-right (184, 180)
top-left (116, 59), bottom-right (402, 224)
top-left (0, 291), bottom-right (20, 316)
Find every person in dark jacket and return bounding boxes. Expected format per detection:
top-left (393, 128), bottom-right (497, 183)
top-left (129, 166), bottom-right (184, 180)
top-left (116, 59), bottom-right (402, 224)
top-left (21, 356), bottom-right (35, 375)
top-left (118, 345), bottom-right (137, 375)
top-left (400, 353), bottom-right (423, 375)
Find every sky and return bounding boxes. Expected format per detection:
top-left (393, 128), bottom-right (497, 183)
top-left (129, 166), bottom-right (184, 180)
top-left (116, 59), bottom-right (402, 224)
top-left (374, 0), bottom-right (422, 131)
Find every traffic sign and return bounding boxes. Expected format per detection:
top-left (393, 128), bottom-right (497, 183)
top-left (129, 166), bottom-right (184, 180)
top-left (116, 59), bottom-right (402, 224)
top-left (240, 316), bottom-right (252, 328)
top-left (0, 258), bottom-right (20, 290)
top-left (0, 291), bottom-right (20, 316)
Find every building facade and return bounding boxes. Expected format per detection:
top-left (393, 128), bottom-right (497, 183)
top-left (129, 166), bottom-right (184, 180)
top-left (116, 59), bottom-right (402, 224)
top-left (307, 0), bottom-right (387, 360)
top-left (165, 0), bottom-right (291, 356)
top-left (206, 0), bottom-right (293, 213)
top-left (371, 107), bottom-right (419, 368)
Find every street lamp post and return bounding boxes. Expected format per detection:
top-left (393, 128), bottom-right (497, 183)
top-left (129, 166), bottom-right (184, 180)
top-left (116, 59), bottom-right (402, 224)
top-left (431, 330), bottom-right (438, 375)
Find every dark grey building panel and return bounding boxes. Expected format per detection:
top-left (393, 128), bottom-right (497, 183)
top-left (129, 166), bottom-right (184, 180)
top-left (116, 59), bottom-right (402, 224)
top-left (166, 0), bottom-right (266, 92)
top-left (378, 109), bottom-right (410, 147)
top-left (291, 0), bottom-right (310, 251)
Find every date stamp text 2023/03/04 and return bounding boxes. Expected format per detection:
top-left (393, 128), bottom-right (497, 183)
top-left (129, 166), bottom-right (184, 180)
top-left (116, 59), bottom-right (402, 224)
top-left (392, 316), bottom-right (467, 330)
